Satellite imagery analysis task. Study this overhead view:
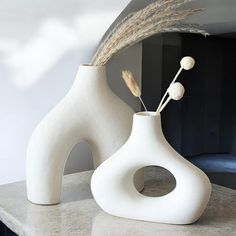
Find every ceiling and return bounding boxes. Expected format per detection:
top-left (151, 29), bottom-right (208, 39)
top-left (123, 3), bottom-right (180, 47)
top-left (184, 0), bottom-right (236, 35)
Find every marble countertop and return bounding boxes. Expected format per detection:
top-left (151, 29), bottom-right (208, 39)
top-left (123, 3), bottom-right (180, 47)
top-left (0, 170), bottom-right (236, 236)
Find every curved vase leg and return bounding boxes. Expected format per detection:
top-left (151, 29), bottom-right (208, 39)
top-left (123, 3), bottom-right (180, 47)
top-left (26, 99), bottom-right (85, 205)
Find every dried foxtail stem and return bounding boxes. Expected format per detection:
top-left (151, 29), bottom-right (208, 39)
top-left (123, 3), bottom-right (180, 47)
top-left (122, 70), bottom-right (147, 111)
top-left (122, 70), bottom-right (141, 97)
top-left (91, 0), bottom-right (208, 66)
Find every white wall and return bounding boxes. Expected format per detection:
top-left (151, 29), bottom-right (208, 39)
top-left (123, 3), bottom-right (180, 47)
top-left (0, 0), bottom-right (143, 184)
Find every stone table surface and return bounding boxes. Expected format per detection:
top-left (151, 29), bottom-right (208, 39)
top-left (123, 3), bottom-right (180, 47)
top-left (0, 170), bottom-right (236, 236)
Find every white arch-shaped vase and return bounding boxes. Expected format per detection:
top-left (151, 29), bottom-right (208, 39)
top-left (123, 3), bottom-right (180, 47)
top-left (91, 112), bottom-right (211, 224)
top-left (26, 65), bottom-right (144, 205)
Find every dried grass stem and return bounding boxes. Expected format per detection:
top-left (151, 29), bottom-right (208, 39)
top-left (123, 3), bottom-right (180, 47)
top-left (91, 0), bottom-right (207, 66)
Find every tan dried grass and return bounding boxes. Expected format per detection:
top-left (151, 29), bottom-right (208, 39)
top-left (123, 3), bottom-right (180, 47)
top-left (122, 70), bottom-right (141, 97)
top-left (91, 0), bottom-right (207, 66)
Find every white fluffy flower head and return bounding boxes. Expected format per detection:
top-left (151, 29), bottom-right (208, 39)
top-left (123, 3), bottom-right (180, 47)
top-left (168, 82), bottom-right (185, 100)
top-left (180, 56), bottom-right (195, 70)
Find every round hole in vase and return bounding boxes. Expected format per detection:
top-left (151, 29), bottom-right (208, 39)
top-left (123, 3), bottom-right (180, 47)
top-left (133, 166), bottom-right (176, 197)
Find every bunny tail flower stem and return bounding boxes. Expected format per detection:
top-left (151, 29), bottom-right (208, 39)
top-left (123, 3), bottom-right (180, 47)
top-left (156, 56), bottom-right (195, 113)
top-left (159, 82), bottom-right (185, 112)
top-left (122, 56), bottom-right (195, 114)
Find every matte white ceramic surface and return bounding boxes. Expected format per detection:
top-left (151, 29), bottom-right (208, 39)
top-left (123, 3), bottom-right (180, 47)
top-left (26, 65), bottom-right (139, 205)
top-left (91, 112), bottom-right (212, 224)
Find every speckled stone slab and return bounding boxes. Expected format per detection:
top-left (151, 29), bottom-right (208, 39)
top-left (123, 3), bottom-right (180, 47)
top-left (0, 170), bottom-right (236, 236)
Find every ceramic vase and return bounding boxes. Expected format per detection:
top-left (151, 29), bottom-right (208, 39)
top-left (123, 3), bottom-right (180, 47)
top-left (91, 112), bottom-right (212, 224)
top-left (26, 65), bottom-right (143, 205)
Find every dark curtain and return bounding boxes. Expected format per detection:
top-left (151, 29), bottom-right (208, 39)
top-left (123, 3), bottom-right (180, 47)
top-left (142, 33), bottom-right (236, 157)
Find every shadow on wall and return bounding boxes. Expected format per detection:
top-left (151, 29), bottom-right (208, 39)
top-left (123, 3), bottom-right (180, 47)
top-left (1, 15), bottom-right (122, 88)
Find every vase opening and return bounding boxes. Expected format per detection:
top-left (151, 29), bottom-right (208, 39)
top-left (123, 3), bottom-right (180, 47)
top-left (135, 111), bottom-right (160, 117)
top-left (133, 166), bottom-right (176, 197)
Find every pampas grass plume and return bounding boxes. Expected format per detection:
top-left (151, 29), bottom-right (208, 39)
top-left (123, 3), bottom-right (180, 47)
top-left (91, 0), bottom-right (208, 66)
